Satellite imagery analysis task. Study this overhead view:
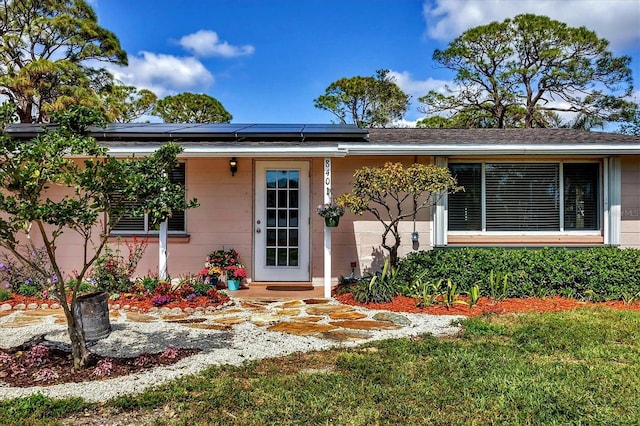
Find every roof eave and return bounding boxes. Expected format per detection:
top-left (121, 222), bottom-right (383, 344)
top-left (338, 143), bottom-right (640, 156)
top-left (106, 145), bottom-right (349, 158)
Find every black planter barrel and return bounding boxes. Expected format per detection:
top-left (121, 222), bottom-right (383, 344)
top-left (73, 291), bottom-right (111, 341)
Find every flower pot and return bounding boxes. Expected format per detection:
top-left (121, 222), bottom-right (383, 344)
top-left (73, 291), bottom-right (111, 341)
top-left (324, 216), bottom-right (340, 227)
top-left (227, 279), bottom-right (241, 291)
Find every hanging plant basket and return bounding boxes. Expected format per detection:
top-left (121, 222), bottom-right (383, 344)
top-left (324, 216), bottom-right (340, 227)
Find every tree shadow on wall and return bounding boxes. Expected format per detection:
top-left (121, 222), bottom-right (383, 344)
top-left (364, 246), bottom-right (387, 276)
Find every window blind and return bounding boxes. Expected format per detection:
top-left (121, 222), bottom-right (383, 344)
top-left (448, 163), bottom-right (482, 230)
top-left (485, 163), bottom-right (559, 231)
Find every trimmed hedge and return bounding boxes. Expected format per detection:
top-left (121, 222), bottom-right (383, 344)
top-left (396, 247), bottom-right (640, 301)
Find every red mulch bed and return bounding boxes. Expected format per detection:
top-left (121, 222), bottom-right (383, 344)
top-left (109, 293), bottom-right (231, 312)
top-left (335, 294), bottom-right (640, 317)
top-left (0, 344), bottom-right (199, 388)
top-left (0, 293), bottom-right (228, 388)
top-left (3, 292), bottom-right (640, 388)
top-left (2, 293), bottom-right (231, 313)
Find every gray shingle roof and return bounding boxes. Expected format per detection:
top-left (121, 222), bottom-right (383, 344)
top-left (366, 128), bottom-right (640, 145)
top-left (6, 124), bottom-right (639, 153)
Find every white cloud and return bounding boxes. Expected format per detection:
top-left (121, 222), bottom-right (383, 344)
top-left (423, 0), bottom-right (640, 51)
top-left (108, 51), bottom-right (214, 97)
top-left (388, 70), bottom-right (453, 122)
top-left (179, 30), bottom-right (255, 58)
top-left (391, 118), bottom-right (421, 128)
top-left (389, 70), bottom-right (451, 99)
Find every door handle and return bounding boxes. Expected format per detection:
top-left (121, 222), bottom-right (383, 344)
top-left (256, 228), bottom-right (261, 233)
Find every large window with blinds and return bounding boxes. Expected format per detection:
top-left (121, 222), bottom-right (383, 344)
top-left (448, 162), bottom-right (600, 232)
top-left (113, 163), bottom-right (186, 234)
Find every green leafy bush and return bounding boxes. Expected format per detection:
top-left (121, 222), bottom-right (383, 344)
top-left (17, 284), bottom-right (38, 297)
top-left (91, 237), bottom-right (148, 293)
top-left (0, 246), bottom-right (55, 293)
top-left (192, 281), bottom-right (212, 296)
top-left (396, 247), bottom-right (640, 301)
top-left (140, 276), bottom-right (160, 293)
top-left (352, 259), bottom-right (399, 303)
top-left (0, 288), bottom-right (13, 301)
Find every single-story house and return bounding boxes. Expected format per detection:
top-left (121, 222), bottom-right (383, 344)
top-left (5, 124), bottom-right (640, 297)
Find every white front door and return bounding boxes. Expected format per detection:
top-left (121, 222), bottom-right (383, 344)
top-left (254, 161), bottom-right (310, 282)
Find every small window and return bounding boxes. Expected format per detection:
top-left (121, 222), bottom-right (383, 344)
top-left (113, 163), bottom-right (186, 233)
top-left (564, 163), bottom-right (599, 230)
top-left (448, 163), bottom-right (481, 230)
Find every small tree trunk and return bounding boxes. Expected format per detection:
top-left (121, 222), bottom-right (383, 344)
top-left (65, 308), bottom-right (91, 370)
top-left (381, 222), bottom-right (402, 269)
top-left (58, 286), bottom-right (92, 370)
top-left (389, 247), bottom-right (399, 270)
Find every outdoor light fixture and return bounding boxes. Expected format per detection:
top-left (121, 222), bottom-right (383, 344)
top-left (411, 231), bottom-right (420, 250)
top-left (229, 157), bottom-right (238, 176)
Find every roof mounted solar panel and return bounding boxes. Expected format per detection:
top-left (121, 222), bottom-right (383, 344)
top-left (301, 124), bottom-right (368, 135)
top-left (170, 123), bottom-right (252, 134)
top-left (6, 122), bottom-right (369, 141)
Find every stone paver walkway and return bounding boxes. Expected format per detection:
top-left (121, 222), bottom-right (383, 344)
top-left (1, 297), bottom-right (464, 402)
top-left (1, 298), bottom-right (456, 346)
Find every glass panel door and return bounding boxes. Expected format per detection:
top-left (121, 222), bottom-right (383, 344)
top-left (265, 169), bottom-right (300, 268)
top-left (254, 162), bottom-right (309, 281)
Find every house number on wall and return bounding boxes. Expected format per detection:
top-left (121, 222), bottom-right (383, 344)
top-left (324, 158), bottom-right (331, 199)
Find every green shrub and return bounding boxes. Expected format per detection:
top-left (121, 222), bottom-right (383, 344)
top-left (66, 279), bottom-right (98, 295)
top-left (91, 237), bottom-right (148, 293)
top-left (352, 259), bottom-right (399, 303)
top-left (0, 288), bottom-right (13, 301)
top-left (192, 281), bottom-right (212, 296)
top-left (397, 247), bottom-right (640, 301)
top-left (140, 276), bottom-right (160, 292)
top-left (0, 246), bottom-right (55, 293)
top-left (17, 284), bottom-right (38, 297)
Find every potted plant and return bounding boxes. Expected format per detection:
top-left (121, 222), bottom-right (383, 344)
top-left (206, 248), bottom-right (242, 269)
top-left (226, 265), bottom-right (247, 291)
top-left (199, 265), bottom-right (223, 285)
top-left (316, 201), bottom-right (345, 227)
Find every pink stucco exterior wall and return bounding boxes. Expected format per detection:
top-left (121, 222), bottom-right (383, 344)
top-left (2, 154), bottom-right (638, 285)
top-left (621, 155), bottom-right (640, 248)
top-left (316, 156), bottom-right (433, 281)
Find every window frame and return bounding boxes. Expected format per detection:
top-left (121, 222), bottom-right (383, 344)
top-left (111, 162), bottom-right (188, 236)
top-left (447, 160), bottom-right (602, 235)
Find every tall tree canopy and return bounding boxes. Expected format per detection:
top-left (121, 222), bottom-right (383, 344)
top-left (153, 92), bottom-right (232, 123)
top-left (314, 69), bottom-right (410, 128)
top-left (0, 0), bottom-right (127, 123)
top-left (100, 83), bottom-right (157, 123)
top-left (417, 104), bottom-right (563, 129)
top-left (418, 14), bottom-right (634, 129)
top-left (619, 108), bottom-right (640, 136)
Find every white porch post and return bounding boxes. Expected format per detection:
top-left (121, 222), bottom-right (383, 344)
top-left (606, 157), bottom-right (622, 246)
top-left (159, 219), bottom-right (168, 280)
top-left (433, 157), bottom-right (448, 247)
top-left (323, 158), bottom-right (332, 298)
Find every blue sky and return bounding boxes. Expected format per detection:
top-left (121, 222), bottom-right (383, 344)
top-left (93, 0), bottom-right (640, 125)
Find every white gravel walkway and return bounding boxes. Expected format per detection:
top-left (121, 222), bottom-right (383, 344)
top-left (0, 299), bottom-right (463, 402)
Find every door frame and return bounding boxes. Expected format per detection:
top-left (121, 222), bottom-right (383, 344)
top-left (253, 160), bottom-right (310, 282)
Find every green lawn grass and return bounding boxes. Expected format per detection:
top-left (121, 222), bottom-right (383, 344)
top-left (2, 306), bottom-right (639, 425)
